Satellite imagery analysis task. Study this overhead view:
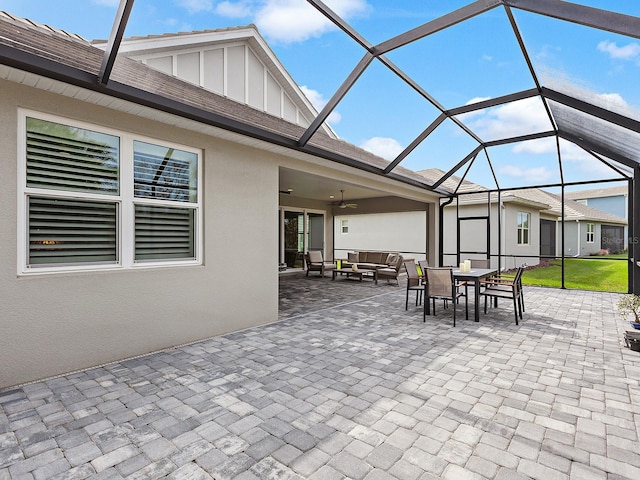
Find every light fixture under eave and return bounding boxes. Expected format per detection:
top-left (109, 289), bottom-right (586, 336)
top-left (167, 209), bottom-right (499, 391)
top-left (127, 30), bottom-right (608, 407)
top-left (338, 190), bottom-right (357, 209)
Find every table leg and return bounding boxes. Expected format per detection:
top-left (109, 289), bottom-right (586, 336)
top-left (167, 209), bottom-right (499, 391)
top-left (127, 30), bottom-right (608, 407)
top-left (474, 279), bottom-right (480, 322)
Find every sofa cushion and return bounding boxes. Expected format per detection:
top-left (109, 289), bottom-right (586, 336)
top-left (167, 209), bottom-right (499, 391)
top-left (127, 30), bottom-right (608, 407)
top-left (366, 252), bottom-right (385, 264)
top-left (348, 252), bottom-right (359, 263)
top-left (308, 250), bottom-right (323, 263)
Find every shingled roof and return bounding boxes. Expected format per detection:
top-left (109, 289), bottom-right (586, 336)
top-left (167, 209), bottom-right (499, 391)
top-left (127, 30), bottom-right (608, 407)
top-left (0, 10), bottom-right (437, 194)
top-left (565, 185), bottom-right (629, 201)
top-left (419, 168), bottom-right (626, 224)
top-left (2, 1), bottom-right (639, 200)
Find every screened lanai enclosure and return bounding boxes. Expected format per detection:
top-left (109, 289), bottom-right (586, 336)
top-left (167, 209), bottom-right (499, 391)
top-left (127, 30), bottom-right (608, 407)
top-left (4, 0), bottom-right (639, 290)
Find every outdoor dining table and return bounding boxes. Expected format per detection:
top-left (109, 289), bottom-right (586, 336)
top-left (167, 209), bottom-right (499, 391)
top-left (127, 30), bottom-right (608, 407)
top-left (454, 268), bottom-right (497, 322)
top-left (424, 268), bottom-right (497, 322)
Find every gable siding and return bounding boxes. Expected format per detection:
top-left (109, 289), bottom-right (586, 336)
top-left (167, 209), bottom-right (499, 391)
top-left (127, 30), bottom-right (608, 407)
top-left (130, 41), bottom-right (312, 129)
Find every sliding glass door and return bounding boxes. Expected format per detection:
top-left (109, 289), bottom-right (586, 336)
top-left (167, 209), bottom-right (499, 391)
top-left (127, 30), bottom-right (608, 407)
top-left (279, 209), bottom-right (326, 269)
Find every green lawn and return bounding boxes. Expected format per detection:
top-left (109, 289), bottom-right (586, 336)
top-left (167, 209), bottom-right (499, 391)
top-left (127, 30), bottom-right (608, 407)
top-left (518, 258), bottom-right (628, 293)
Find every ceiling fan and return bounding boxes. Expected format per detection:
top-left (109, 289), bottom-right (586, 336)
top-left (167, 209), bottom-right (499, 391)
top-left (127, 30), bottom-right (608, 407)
top-left (338, 190), bottom-right (358, 209)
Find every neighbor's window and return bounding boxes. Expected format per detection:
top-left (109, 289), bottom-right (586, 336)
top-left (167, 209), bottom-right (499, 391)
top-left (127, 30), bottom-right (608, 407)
top-left (341, 219), bottom-right (349, 234)
top-left (586, 223), bottom-right (594, 243)
top-left (21, 113), bottom-right (201, 272)
top-left (517, 212), bottom-right (529, 245)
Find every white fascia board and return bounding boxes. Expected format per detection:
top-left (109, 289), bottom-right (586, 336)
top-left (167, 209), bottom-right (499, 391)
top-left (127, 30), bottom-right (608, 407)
top-left (96, 28), bottom-right (257, 54)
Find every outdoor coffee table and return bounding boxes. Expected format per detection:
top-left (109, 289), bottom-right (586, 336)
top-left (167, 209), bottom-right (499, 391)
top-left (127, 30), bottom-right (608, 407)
top-left (332, 268), bottom-right (376, 282)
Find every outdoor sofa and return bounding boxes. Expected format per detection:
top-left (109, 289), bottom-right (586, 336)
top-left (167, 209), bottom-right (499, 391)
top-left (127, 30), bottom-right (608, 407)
top-left (341, 251), bottom-right (400, 271)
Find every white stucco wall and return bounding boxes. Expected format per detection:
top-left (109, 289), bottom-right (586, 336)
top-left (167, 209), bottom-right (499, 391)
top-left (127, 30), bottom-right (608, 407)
top-left (333, 211), bottom-right (428, 261)
top-left (0, 80), bottom-right (279, 389)
top-left (442, 202), bottom-right (541, 270)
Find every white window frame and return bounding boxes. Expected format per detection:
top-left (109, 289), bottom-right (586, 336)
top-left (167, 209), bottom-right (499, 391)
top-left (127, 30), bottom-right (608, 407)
top-left (517, 212), bottom-right (530, 246)
top-left (586, 223), bottom-right (595, 243)
top-left (341, 218), bottom-right (349, 234)
top-left (17, 109), bottom-right (203, 275)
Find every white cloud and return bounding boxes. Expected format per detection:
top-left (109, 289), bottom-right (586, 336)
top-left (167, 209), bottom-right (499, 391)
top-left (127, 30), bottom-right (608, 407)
top-left (299, 85), bottom-right (341, 124)
top-left (457, 96), bottom-right (491, 122)
top-left (255, 0), bottom-right (369, 44)
top-left (177, 0), bottom-right (214, 14)
top-left (594, 92), bottom-right (629, 111)
top-left (216, 1), bottom-right (252, 17)
top-left (498, 165), bottom-right (554, 182)
top-left (597, 40), bottom-right (640, 60)
top-left (512, 137), bottom-right (555, 155)
top-left (359, 137), bottom-right (403, 160)
top-left (463, 96), bottom-right (552, 141)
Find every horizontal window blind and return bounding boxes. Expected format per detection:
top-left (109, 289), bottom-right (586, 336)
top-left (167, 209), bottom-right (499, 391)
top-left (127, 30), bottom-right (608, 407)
top-left (135, 205), bottom-right (195, 260)
top-left (28, 196), bottom-right (117, 265)
top-left (134, 141), bottom-right (197, 202)
top-left (26, 117), bottom-right (119, 195)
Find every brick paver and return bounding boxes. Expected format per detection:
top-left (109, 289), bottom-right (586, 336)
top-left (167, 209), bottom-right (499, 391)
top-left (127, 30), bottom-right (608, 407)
top-left (1, 273), bottom-right (639, 479)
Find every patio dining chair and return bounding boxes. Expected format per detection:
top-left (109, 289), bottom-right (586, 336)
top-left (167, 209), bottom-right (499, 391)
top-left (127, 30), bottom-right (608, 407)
top-left (304, 250), bottom-right (336, 278)
top-left (424, 267), bottom-right (468, 326)
top-left (479, 266), bottom-right (525, 325)
top-left (417, 260), bottom-right (429, 279)
top-left (403, 260), bottom-right (425, 309)
top-left (470, 259), bottom-right (490, 269)
top-left (377, 254), bottom-right (403, 285)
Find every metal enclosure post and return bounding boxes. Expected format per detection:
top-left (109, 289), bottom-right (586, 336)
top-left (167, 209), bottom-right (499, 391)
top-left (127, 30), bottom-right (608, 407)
top-left (497, 190), bottom-right (502, 273)
top-left (633, 167), bottom-right (640, 294)
top-left (628, 178), bottom-right (634, 293)
top-left (456, 197), bottom-right (460, 267)
top-left (561, 185), bottom-right (566, 289)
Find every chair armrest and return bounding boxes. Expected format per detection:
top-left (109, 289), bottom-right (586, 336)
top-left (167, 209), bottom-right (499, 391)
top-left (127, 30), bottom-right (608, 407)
top-left (480, 278), bottom-right (515, 286)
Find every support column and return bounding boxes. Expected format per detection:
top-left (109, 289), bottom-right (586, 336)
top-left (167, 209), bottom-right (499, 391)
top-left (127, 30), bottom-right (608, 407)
top-left (633, 168), bottom-right (640, 294)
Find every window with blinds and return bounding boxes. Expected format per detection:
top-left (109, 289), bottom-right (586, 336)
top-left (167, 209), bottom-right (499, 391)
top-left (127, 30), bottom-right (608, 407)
top-left (28, 197), bottom-right (117, 265)
top-left (133, 141), bottom-right (197, 202)
top-left (26, 117), bottom-right (119, 194)
top-left (22, 113), bottom-right (201, 272)
top-left (135, 205), bottom-right (195, 260)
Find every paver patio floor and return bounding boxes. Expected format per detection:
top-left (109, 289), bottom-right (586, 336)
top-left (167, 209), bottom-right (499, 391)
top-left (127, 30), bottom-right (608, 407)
top-left (1, 272), bottom-right (640, 479)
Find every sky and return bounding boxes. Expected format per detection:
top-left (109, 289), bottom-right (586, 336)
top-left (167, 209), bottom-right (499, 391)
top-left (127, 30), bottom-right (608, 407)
top-left (1, 0), bottom-right (639, 192)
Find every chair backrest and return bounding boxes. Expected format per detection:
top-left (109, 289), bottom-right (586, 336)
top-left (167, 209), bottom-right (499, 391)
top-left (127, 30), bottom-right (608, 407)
top-left (513, 266), bottom-right (525, 291)
top-left (418, 260), bottom-right (429, 275)
top-left (403, 260), bottom-right (420, 284)
top-left (393, 255), bottom-right (404, 272)
top-left (307, 250), bottom-right (323, 263)
top-left (470, 259), bottom-right (490, 269)
top-left (425, 267), bottom-right (453, 298)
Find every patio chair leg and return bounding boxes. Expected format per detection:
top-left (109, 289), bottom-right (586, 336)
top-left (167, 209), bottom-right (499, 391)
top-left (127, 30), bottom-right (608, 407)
top-left (453, 300), bottom-right (456, 327)
top-left (513, 295), bottom-right (519, 325)
top-left (465, 295), bottom-right (468, 320)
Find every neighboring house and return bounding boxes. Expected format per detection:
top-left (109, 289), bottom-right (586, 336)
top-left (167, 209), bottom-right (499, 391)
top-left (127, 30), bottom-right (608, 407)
top-left (437, 177), bottom-right (627, 269)
top-left (348, 169), bottom-right (626, 269)
top-left (512, 189), bottom-right (627, 257)
top-left (0, 14), bottom-right (440, 388)
top-left (566, 185), bottom-right (628, 250)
